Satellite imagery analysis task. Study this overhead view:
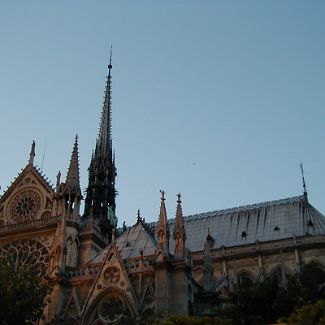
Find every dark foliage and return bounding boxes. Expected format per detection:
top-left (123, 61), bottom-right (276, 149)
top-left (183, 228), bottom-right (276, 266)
top-left (218, 261), bottom-right (325, 325)
top-left (0, 261), bottom-right (51, 325)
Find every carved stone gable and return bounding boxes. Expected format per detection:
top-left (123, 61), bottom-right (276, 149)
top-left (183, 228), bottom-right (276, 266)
top-left (81, 243), bottom-right (138, 324)
top-left (0, 165), bottom-right (54, 226)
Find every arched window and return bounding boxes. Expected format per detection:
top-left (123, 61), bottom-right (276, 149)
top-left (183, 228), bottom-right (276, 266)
top-left (84, 291), bottom-right (134, 324)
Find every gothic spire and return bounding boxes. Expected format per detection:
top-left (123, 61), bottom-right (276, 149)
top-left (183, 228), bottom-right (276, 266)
top-left (173, 193), bottom-right (186, 259)
top-left (83, 51), bottom-right (117, 240)
top-left (158, 190), bottom-right (168, 228)
top-left (65, 135), bottom-right (80, 191)
top-left (157, 190), bottom-right (169, 255)
top-left (96, 46), bottom-right (113, 159)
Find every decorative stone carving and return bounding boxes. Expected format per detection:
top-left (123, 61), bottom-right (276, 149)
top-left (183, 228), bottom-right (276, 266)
top-left (103, 266), bottom-right (120, 283)
top-left (0, 239), bottom-right (49, 275)
top-left (87, 294), bottom-right (133, 324)
top-left (8, 188), bottom-right (42, 222)
top-left (98, 295), bottom-right (125, 323)
top-left (38, 235), bottom-right (54, 249)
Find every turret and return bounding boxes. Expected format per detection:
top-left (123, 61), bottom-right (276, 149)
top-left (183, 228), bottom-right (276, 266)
top-left (55, 136), bottom-right (82, 221)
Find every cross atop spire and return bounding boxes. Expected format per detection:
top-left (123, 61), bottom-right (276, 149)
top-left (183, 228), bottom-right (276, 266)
top-left (108, 45), bottom-right (112, 70)
top-left (159, 190), bottom-right (168, 226)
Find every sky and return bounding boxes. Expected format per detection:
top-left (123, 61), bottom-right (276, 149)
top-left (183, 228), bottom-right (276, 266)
top-left (0, 1), bottom-right (324, 227)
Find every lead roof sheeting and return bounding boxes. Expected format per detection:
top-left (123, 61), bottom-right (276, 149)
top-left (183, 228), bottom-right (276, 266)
top-left (90, 196), bottom-right (325, 264)
top-left (167, 196), bottom-right (325, 253)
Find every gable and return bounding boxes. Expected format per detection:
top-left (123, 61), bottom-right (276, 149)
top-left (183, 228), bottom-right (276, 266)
top-left (82, 242), bottom-right (138, 319)
top-left (0, 164), bottom-right (55, 226)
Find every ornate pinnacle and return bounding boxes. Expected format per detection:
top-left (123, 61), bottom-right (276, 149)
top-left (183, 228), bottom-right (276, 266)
top-left (137, 209), bottom-right (141, 223)
top-left (65, 135), bottom-right (80, 191)
top-left (29, 140), bottom-right (36, 165)
top-left (160, 190), bottom-right (165, 201)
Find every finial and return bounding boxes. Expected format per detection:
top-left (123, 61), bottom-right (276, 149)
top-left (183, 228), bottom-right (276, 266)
top-left (29, 140), bottom-right (36, 165)
top-left (160, 190), bottom-right (165, 201)
top-left (108, 45), bottom-right (112, 70)
top-left (137, 209), bottom-right (141, 223)
top-left (56, 171), bottom-right (61, 188)
top-left (300, 162), bottom-right (308, 197)
top-left (177, 193), bottom-right (182, 204)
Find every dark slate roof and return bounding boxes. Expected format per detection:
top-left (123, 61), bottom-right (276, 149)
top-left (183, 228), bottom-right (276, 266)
top-left (91, 222), bottom-right (157, 264)
top-left (90, 195), bottom-right (325, 263)
top-left (167, 195), bottom-right (325, 252)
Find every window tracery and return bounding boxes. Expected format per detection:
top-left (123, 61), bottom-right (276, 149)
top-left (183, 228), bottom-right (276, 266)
top-left (0, 239), bottom-right (49, 275)
top-left (87, 293), bottom-right (133, 324)
top-left (8, 188), bottom-right (42, 222)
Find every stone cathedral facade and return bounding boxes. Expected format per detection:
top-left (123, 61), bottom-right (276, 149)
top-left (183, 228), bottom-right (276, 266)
top-left (1, 60), bottom-right (325, 324)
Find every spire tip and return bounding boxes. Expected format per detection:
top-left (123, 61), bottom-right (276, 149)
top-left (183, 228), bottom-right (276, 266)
top-left (300, 162), bottom-right (308, 198)
top-left (108, 45), bottom-right (112, 70)
top-left (29, 140), bottom-right (36, 165)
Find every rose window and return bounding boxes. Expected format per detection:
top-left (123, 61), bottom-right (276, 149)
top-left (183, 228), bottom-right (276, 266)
top-left (103, 266), bottom-right (120, 283)
top-left (0, 239), bottom-right (49, 275)
top-left (99, 296), bottom-right (125, 323)
top-left (88, 294), bottom-right (132, 324)
top-left (9, 188), bottom-right (41, 222)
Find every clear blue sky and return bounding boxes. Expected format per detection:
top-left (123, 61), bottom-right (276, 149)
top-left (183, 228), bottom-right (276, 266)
top-left (0, 1), bottom-right (324, 227)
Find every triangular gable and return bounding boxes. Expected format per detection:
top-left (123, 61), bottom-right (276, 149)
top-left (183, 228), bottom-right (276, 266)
top-left (0, 164), bottom-right (54, 203)
top-left (82, 241), bottom-right (138, 317)
top-left (0, 164), bottom-right (55, 224)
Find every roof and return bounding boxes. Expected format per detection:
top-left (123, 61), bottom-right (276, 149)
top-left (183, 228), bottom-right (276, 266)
top-left (91, 222), bottom-right (157, 264)
top-left (90, 195), bottom-right (325, 263)
top-left (167, 195), bottom-right (325, 252)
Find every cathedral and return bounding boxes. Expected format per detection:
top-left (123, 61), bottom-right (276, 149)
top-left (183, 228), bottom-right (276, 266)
top-left (1, 58), bottom-right (325, 325)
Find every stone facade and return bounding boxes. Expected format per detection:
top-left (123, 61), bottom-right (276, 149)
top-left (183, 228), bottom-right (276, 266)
top-left (0, 62), bottom-right (325, 324)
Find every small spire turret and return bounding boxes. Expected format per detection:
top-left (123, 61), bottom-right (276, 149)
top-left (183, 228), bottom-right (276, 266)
top-left (65, 135), bottom-right (80, 191)
top-left (157, 190), bottom-right (169, 255)
top-left (173, 193), bottom-right (186, 260)
top-left (29, 141), bottom-right (36, 165)
top-left (56, 137), bottom-right (82, 220)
